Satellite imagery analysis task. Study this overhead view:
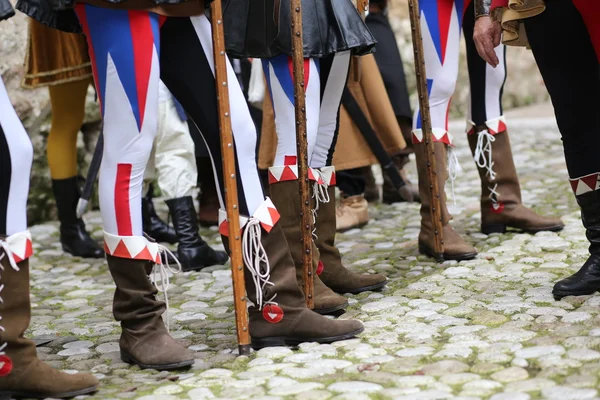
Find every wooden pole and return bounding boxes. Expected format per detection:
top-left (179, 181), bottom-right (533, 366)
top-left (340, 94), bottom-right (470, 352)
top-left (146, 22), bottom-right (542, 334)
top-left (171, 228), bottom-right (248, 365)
top-left (408, 0), bottom-right (444, 258)
top-left (210, 0), bottom-right (251, 355)
top-left (290, 0), bottom-right (314, 309)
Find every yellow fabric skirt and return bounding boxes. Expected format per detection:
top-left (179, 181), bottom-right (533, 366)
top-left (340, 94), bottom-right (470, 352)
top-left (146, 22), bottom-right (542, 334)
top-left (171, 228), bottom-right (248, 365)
top-left (22, 19), bottom-right (92, 88)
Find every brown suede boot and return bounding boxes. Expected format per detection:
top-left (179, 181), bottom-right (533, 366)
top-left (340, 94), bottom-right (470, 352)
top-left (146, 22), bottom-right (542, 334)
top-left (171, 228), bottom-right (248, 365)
top-left (0, 233), bottom-right (98, 398)
top-left (468, 126), bottom-right (564, 234)
top-left (414, 142), bottom-right (478, 261)
top-left (219, 204), bottom-right (364, 349)
top-left (314, 168), bottom-right (387, 294)
top-left (106, 253), bottom-right (195, 370)
top-left (269, 177), bottom-right (348, 315)
top-left (382, 154), bottom-right (421, 204)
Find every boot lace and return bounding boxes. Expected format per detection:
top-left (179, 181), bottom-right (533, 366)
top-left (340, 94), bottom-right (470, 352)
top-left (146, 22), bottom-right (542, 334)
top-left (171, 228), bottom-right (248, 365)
top-left (447, 146), bottom-right (462, 204)
top-left (151, 245), bottom-right (182, 331)
top-left (473, 129), bottom-right (500, 206)
top-left (311, 170), bottom-right (331, 239)
top-left (0, 240), bottom-right (20, 365)
top-left (242, 217), bottom-right (277, 310)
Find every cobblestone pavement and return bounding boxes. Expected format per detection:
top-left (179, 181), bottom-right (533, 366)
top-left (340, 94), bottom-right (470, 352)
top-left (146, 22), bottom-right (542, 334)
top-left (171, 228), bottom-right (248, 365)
top-left (26, 117), bottom-right (600, 400)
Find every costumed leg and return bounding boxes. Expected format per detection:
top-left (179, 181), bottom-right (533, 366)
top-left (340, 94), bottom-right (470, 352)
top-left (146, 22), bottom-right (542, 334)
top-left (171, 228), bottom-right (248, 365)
top-left (523, 1), bottom-right (600, 299)
top-left (463, 0), bottom-right (563, 234)
top-left (261, 54), bottom-right (349, 315)
top-left (140, 82), bottom-right (179, 246)
top-left (0, 76), bottom-right (98, 398)
top-left (155, 81), bottom-right (228, 271)
top-left (75, 5), bottom-right (195, 370)
top-left (47, 79), bottom-right (104, 258)
top-left (310, 52), bottom-right (387, 295)
top-left (412, 0), bottom-right (477, 261)
top-left (160, 14), bottom-right (363, 347)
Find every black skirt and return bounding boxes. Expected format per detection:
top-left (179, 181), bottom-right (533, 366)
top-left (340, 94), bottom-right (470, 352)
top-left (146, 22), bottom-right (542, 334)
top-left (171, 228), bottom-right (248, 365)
top-left (223, 0), bottom-right (377, 59)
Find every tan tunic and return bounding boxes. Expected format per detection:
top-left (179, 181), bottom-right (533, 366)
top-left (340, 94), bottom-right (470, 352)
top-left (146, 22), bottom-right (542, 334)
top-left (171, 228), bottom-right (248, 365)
top-left (495, 0), bottom-right (545, 47)
top-left (259, 53), bottom-right (407, 171)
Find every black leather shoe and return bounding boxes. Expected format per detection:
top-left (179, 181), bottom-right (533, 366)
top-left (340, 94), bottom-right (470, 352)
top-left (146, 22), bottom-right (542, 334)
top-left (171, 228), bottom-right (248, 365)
top-left (165, 196), bottom-right (229, 272)
top-left (554, 189), bottom-right (600, 300)
top-left (553, 255), bottom-right (600, 300)
top-left (52, 178), bottom-right (104, 259)
top-left (143, 188), bottom-right (178, 245)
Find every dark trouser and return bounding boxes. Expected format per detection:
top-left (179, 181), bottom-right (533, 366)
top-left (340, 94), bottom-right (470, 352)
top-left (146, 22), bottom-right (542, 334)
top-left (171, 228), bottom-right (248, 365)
top-left (525, 0), bottom-right (600, 179)
top-left (337, 170), bottom-right (366, 196)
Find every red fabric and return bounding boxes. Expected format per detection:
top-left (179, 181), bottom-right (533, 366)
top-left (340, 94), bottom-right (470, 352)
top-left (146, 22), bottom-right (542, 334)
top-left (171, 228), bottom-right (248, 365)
top-left (491, 0), bottom-right (508, 11)
top-left (573, 0), bottom-right (600, 62)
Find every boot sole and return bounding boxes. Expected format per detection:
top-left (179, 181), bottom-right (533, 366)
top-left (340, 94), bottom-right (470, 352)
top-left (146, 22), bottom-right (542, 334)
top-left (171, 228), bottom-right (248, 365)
top-left (337, 222), bottom-right (368, 233)
top-left (121, 351), bottom-right (194, 370)
top-left (314, 302), bottom-right (348, 316)
top-left (251, 327), bottom-right (364, 350)
top-left (481, 223), bottom-right (565, 235)
top-left (553, 289), bottom-right (598, 301)
top-left (0, 385), bottom-right (99, 399)
top-left (419, 243), bottom-right (477, 262)
top-left (330, 279), bottom-right (388, 295)
top-left (61, 243), bottom-right (105, 259)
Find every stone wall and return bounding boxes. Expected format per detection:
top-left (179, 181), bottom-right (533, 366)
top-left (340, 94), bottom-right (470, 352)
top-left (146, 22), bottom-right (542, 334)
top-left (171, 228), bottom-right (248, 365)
top-left (1, 2), bottom-right (549, 223)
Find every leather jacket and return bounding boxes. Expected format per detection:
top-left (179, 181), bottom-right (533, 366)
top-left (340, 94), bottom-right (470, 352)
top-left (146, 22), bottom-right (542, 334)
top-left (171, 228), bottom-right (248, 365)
top-left (16, 0), bottom-right (82, 32)
top-left (0, 0), bottom-right (15, 21)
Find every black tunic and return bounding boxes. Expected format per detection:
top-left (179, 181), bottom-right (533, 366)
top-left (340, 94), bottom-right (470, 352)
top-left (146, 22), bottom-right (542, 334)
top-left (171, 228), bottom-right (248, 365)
top-left (365, 11), bottom-right (412, 121)
top-left (0, 0), bottom-right (15, 21)
top-left (223, 0), bottom-right (377, 59)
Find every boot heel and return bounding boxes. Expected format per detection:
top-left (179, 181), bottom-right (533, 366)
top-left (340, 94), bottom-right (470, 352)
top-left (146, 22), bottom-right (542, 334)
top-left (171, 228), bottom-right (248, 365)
top-left (481, 224), bottom-right (507, 234)
top-left (418, 243), bottom-right (444, 262)
top-left (251, 336), bottom-right (287, 350)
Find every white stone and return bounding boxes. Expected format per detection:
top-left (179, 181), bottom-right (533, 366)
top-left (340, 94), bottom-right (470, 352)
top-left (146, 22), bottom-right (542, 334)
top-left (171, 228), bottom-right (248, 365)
top-left (269, 383), bottom-right (324, 396)
top-left (95, 342), bottom-right (119, 354)
top-left (391, 390), bottom-right (452, 400)
top-left (515, 345), bottom-right (565, 359)
top-left (361, 301), bottom-right (397, 313)
top-left (256, 347), bottom-right (294, 359)
top-left (267, 377), bottom-right (298, 389)
top-left (57, 347), bottom-right (90, 356)
top-left (282, 367), bottom-right (335, 379)
top-left (506, 378), bottom-right (557, 392)
top-left (305, 359), bottom-right (353, 370)
top-left (200, 368), bottom-right (233, 378)
top-left (491, 367), bottom-right (529, 382)
top-left (541, 386), bottom-right (597, 400)
top-left (395, 347), bottom-right (435, 357)
top-left (154, 385), bottom-right (184, 395)
top-left (283, 352), bottom-right (323, 363)
top-left (439, 373), bottom-right (481, 385)
top-left (63, 340), bottom-right (94, 349)
top-left (562, 312), bottom-right (592, 323)
top-left (566, 348), bottom-right (600, 361)
top-left (490, 393), bottom-right (530, 400)
top-left (484, 328), bottom-right (537, 343)
top-left (187, 388), bottom-right (215, 399)
top-left (328, 381), bottom-right (383, 393)
top-left (525, 307), bottom-right (567, 317)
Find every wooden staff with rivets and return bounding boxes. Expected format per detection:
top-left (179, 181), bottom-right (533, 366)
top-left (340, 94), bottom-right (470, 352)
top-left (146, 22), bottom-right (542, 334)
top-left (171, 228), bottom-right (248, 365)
top-left (210, 0), bottom-right (251, 355)
top-left (290, 0), bottom-right (314, 309)
top-left (408, 0), bottom-right (444, 258)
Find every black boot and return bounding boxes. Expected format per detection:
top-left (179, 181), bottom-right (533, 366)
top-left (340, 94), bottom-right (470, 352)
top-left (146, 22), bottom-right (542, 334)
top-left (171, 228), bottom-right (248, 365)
top-left (52, 178), bottom-right (104, 259)
top-left (553, 190), bottom-right (600, 300)
top-left (142, 186), bottom-right (178, 244)
top-left (165, 196), bottom-right (229, 272)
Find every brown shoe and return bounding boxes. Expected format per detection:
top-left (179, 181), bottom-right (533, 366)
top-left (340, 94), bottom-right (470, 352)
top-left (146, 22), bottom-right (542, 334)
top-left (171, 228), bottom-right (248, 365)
top-left (219, 200), bottom-right (364, 349)
top-left (104, 234), bottom-right (195, 370)
top-left (0, 232), bottom-right (99, 399)
top-left (268, 173), bottom-right (348, 315)
top-left (315, 168), bottom-right (387, 294)
top-left (467, 125), bottom-right (564, 234)
top-left (336, 194), bottom-right (369, 232)
top-left (382, 155), bottom-right (421, 204)
top-left (414, 141), bottom-right (478, 261)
